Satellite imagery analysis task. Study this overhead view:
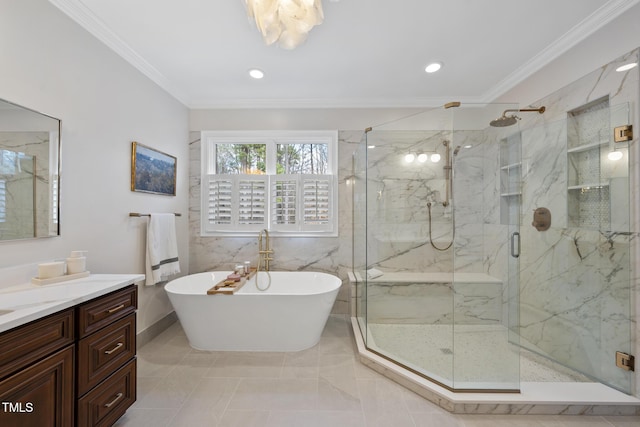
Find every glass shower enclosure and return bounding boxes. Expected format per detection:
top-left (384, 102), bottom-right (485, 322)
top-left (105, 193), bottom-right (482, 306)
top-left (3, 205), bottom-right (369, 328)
top-left (352, 101), bottom-right (634, 393)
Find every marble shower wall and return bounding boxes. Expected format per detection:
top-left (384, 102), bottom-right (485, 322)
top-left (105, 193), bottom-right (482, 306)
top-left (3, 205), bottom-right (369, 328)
top-left (363, 130), bottom-right (455, 273)
top-left (516, 48), bottom-right (639, 393)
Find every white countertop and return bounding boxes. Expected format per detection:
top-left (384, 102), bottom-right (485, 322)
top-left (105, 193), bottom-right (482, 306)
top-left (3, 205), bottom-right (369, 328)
top-left (0, 274), bottom-right (145, 334)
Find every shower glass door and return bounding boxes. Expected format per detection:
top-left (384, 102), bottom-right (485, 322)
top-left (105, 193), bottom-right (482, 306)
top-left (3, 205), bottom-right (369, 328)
top-left (450, 104), bottom-right (521, 391)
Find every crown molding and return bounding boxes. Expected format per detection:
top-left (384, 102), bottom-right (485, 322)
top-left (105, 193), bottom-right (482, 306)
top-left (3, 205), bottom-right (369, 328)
top-left (48, 0), bottom-right (190, 106)
top-left (187, 96), bottom-right (487, 110)
top-left (483, 0), bottom-right (640, 102)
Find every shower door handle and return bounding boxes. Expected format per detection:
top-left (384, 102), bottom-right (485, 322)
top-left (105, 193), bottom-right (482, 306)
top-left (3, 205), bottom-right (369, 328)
top-left (510, 232), bottom-right (520, 258)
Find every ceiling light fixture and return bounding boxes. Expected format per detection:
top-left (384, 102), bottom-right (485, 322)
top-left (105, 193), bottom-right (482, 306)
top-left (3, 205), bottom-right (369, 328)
top-left (245, 0), bottom-right (324, 49)
top-left (425, 62), bottom-right (442, 73)
top-left (616, 62), bottom-right (638, 72)
top-left (248, 68), bottom-right (265, 79)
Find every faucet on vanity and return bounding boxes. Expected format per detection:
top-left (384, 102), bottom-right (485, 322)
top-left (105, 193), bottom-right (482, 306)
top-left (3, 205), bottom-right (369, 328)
top-left (258, 229), bottom-right (274, 271)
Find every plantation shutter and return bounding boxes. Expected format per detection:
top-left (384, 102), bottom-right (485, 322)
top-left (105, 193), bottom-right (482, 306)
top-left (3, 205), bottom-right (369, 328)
top-left (270, 174), bottom-right (333, 232)
top-left (204, 175), bottom-right (267, 232)
top-left (238, 177), bottom-right (267, 227)
top-left (271, 175), bottom-right (298, 231)
top-left (302, 175), bottom-right (333, 231)
top-left (204, 176), bottom-right (233, 231)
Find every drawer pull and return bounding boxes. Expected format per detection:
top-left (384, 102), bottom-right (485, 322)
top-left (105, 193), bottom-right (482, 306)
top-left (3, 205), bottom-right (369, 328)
top-left (107, 304), bottom-right (125, 314)
top-left (104, 342), bottom-right (124, 355)
top-left (104, 392), bottom-right (123, 408)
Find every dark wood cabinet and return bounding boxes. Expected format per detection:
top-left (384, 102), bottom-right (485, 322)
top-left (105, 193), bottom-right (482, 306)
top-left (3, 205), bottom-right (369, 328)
top-left (0, 284), bottom-right (138, 427)
top-left (0, 314), bottom-right (75, 427)
top-left (76, 286), bottom-right (137, 426)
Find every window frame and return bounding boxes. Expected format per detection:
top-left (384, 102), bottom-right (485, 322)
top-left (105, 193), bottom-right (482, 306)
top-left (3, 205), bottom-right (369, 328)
top-left (200, 130), bottom-right (338, 237)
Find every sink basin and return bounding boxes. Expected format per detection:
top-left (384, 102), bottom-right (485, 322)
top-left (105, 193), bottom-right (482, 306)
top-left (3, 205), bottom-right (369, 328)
top-left (0, 309), bottom-right (14, 316)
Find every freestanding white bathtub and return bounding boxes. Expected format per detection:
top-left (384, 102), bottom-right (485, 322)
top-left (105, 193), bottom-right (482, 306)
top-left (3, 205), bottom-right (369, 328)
top-left (165, 271), bottom-right (341, 351)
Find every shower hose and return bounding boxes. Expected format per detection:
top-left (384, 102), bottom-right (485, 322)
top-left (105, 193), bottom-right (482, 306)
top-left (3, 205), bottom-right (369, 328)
top-left (254, 254), bottom-right (272, 291)
top-left (427, 202), bottom-right (454, 251)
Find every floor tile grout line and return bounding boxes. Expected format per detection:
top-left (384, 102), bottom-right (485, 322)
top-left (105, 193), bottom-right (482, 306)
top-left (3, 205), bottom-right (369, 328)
top-left (217, 376), bottom-right (245, 424)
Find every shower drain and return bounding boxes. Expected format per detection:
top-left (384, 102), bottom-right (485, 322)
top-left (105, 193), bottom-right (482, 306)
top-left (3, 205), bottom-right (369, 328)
top-left (440, 348), bottom-right (453, 355)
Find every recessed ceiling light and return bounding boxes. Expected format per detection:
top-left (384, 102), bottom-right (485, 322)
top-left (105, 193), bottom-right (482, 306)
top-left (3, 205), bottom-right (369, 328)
top-left (425, 62), bottom-right (442, 73)
top-left (616, 62), bottom-right (638, 72)
top-left (249, 68), bottom-right (265, 79)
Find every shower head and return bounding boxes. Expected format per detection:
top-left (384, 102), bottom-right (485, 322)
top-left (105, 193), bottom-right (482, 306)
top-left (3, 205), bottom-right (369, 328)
top-left (489, 106), bottom-right (546, 127)
top-left (489, 115), bottom-right (519, 127)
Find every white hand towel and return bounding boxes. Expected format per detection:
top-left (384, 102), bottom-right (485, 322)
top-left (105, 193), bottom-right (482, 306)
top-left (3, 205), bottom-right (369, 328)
top-left (145, 213), bottom-right (180, 286)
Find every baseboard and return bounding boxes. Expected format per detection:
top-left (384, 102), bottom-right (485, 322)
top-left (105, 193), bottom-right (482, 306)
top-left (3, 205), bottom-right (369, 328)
top-left (137, 311), bottom-right (178, 349)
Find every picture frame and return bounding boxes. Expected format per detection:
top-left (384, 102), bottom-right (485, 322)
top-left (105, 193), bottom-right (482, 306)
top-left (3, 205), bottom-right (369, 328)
top-left (131, 141), bottom-right (177, 196)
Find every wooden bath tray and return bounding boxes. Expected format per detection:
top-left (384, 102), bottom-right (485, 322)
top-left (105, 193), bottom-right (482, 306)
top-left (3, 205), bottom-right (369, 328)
top-left (207, 268), bottom-right (257, 295)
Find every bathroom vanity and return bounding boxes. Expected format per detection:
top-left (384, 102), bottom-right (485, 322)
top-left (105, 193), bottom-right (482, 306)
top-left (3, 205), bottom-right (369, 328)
top-left (0, 274), bottom-right (143, 426)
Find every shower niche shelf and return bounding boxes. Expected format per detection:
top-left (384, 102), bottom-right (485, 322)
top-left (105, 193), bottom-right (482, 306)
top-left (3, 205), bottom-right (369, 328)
top-left (566, 97), bottom-right (613, 229)
top-left (499, 136), bottom-right (522, 225)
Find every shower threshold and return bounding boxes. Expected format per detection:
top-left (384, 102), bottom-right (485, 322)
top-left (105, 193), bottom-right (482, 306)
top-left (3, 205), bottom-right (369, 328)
top-left (351, 318), bottom-right (640, 415)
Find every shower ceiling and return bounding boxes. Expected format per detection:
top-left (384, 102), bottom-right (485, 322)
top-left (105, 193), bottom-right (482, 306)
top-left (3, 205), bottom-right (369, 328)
top-left (49, 0), bottom-right (637, 108)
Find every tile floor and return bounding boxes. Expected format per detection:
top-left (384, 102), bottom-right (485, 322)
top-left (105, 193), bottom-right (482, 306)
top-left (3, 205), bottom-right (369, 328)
top-left (114, 315), bottom-right (640, 427)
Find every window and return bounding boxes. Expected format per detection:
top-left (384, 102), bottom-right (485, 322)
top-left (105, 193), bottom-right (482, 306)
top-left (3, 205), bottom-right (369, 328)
top-left (201, 131), bottom-right (338, 236)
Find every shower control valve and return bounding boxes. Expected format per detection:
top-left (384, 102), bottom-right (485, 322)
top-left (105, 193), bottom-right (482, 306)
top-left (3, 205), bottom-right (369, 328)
top-left (532, 207), bottom-right (551, 231)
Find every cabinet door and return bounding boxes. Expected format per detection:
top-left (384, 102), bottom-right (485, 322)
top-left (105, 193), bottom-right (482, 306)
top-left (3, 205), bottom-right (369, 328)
top-left (0, 346), bottom-right (74, 427)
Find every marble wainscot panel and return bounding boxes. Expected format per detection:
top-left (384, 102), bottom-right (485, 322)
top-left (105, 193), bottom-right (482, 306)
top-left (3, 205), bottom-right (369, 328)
top-left (516, 48), bottom-right (639, 393)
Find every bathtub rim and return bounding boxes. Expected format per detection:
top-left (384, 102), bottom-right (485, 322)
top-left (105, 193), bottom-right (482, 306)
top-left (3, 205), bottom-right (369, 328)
top-left (165, 270), bottom-right (342, 296)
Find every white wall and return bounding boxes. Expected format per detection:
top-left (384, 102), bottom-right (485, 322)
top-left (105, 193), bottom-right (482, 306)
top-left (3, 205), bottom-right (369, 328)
top-left (0, 0), bottom-right (189, 334)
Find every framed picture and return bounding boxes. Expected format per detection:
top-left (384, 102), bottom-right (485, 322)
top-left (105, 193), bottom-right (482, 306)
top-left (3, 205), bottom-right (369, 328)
top-left (131, 141), bottom-right (177, 196)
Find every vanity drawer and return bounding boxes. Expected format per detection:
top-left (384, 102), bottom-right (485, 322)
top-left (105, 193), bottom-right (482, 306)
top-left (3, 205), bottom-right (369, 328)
top-left (77, 313), bottom-right (136, 396)
top-left (78, 286), bottom-right (137, 338)
top-left (77, 357), bottom-right (136, 427)
top-left (0, 309), bottom-right (74, 380)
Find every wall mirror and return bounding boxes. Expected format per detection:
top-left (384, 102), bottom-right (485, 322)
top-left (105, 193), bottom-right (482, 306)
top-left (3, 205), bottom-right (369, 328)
top-left (0, 98), bottom-right (60, 241)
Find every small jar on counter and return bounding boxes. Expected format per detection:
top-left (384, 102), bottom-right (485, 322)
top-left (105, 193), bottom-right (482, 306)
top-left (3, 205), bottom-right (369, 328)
top-left (235, 264), bottom-right (245, 276)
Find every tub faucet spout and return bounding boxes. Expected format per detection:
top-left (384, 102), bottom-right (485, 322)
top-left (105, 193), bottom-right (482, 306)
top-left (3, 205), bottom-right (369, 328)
top-left (258, 229), bottom-right (273, 271)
